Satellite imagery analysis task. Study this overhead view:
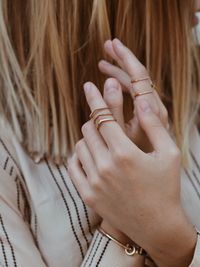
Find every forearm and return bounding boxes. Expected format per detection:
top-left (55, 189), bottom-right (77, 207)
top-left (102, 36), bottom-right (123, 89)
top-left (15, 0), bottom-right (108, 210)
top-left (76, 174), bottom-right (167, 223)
top-left (143, 210), bottom-right (197, 267)
top-left (102, 209), bottom-right (197, 267)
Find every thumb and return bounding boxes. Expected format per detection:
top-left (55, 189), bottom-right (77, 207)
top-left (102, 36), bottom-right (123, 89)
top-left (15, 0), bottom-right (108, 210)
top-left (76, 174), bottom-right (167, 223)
top-left (103, 78), bottom-right (125, 130)
top-left (135, 98), bottom-right (175, 153)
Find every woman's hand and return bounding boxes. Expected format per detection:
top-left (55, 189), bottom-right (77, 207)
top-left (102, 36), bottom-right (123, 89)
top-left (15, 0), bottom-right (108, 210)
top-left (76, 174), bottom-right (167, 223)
top-left (68, 80), bottom-right (196, 267)
top-left (99, 39), bottom-right (169, 152)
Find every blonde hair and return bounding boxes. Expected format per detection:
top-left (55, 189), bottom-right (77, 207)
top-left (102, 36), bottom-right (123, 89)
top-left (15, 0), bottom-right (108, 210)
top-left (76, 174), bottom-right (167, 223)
top-left (0, 0), bottom-right (199, 163)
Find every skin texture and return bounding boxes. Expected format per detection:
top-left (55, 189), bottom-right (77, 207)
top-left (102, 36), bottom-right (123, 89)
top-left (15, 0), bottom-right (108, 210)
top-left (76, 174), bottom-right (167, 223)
top-left (68, 39), bottom-right (197, 267)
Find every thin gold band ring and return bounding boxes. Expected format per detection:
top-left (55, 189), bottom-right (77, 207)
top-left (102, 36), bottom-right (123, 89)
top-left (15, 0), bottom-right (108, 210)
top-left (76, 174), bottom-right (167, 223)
top-left (131, 76), bottom-right (156, 90)
top-left (130, 76), bottom-right (150, 84)
top-left (90, 107), bottom-right (110, 119)
top-left (93, 113), bottom-right (113, 125)
top-left (133, 90), bottom-right (154, 99)
top-left (95, 117), bottom-right (116, 130)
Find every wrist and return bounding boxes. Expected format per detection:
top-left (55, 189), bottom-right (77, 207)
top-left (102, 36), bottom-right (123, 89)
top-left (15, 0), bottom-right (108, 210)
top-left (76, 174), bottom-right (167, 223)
top-left (101, 220), bottom-right (132, 245)
top-left (146, 208), bottom-right (197, 267)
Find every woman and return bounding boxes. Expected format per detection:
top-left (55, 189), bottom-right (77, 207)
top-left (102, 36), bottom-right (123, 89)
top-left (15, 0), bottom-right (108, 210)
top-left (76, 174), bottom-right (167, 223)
top-left (0, 0), bottom-right (199, 266)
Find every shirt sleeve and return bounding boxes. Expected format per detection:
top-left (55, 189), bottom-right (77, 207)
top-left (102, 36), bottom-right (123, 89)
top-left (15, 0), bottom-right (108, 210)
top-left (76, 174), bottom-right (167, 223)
top-left (80, 229), bottom-right (145, 267)
top-left (0, 167), bottom-right (47, 267)
top-left (81, 229), bottom-right (200, 267)
top-left (189, 233), bottom-right (200, 267)
top-left (0, 157), bottom-right (146, 267)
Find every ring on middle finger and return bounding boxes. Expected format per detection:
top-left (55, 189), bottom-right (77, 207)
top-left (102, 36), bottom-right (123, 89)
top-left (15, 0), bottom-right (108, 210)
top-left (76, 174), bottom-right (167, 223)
top-left (131, 76), bottom-right (156, 89)
top-left (133, 89), bottom-right (154, 99)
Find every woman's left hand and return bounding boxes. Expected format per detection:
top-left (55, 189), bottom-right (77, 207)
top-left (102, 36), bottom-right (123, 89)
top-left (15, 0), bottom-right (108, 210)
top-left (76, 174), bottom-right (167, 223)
top-left (68, 81), bottom-right (196, 267)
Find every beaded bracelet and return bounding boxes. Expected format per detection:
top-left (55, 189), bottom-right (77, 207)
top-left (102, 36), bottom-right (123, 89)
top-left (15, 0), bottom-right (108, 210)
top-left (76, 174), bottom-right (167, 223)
top-left (98, 227), bottom-right (146, 256)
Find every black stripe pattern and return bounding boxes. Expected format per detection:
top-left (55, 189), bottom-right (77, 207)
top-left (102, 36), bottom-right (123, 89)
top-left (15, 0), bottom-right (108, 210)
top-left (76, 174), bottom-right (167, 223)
top-left (0, 215), bottom-right (17, 267)
top-left (45, 159), bottom-right (85, 259)
top-left (83, 233), bottom-right (100, 267)
top-left (56, 165), bottom-right (90, 248)
top-left (63, 164), bottom-right (93, 238)
top-left (88, 235), bottom-right (103, 266)
top-left (96, 239), bottom-right (110, 267)
top-left (0, 237), bottom-right (8, 267)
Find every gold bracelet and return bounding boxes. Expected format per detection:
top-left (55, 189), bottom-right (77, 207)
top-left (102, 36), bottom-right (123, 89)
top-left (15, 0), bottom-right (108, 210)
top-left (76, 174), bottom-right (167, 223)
top-left (98, 227), bottom-right (146, 256)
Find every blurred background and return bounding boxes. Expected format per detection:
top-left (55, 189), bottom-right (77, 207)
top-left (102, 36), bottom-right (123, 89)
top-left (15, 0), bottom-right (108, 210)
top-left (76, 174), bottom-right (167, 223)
top-left (196, 12), bottom-right (200, 41)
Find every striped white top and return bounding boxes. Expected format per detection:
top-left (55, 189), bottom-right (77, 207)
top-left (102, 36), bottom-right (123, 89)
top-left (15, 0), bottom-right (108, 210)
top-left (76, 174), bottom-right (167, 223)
top-left (0, 123), bottom-right (200, 267)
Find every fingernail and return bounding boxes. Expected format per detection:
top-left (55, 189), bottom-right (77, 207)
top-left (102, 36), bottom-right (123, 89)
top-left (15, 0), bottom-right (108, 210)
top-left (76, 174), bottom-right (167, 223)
top-left (104, 39), bottom-right (112, 45)
top-left (113, 38), bottom-right (124, 48)
top-left (138, 99), bottom-right (151, 112)
top-left (105, 86), bottom-right (117, 93)
top-left (84, 82), bottom-right (92, 93)
top-left (105, 79), bottom-right (119, 93)
top-left (100, 60), bottom-right (110, 66)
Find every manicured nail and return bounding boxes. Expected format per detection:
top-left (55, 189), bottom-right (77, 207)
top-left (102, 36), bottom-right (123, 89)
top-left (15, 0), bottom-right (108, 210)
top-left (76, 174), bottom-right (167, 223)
top-left (138, 99), bottom-right (151, 112)
top-left (84, 82), bottom-right (92, 93)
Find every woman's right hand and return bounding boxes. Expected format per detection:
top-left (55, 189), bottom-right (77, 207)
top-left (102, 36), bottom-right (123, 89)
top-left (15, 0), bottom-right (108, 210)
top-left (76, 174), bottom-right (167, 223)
top-left (99, 39), bottom-right (169, 152)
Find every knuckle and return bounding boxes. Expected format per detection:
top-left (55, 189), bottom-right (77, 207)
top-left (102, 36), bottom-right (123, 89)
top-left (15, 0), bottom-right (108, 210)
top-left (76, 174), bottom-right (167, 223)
top-left (81, 122), bottom-right (90, 135)
top-left (90, 178), bottom-right (101, 191)
top-left (67, 163), bottom-right (73, 175)
top-left (153, 106), bottom-right (160, 116)
top-left (82, 192), bottom-right (95, 208)
top-left (162, 107), bottom-right (168, 123)
top-left (68, 162), bottom-right (76, 176)
top-left (97, 162), bottom-right (113, 178)
top-left (141, 114), bottom-right (161, 129)
top-left (75, 139), bottom-right (84, 152)
top-left (171, 147), bottom-right (181, 159)
top-left (113, 148), bottom-right (132, 165)
top-left (67, 157), bottom-right (75, 171)
top-left (138, 64), bottom-right (148, 76)
top-left (167, 147), bottom-right (181, 162)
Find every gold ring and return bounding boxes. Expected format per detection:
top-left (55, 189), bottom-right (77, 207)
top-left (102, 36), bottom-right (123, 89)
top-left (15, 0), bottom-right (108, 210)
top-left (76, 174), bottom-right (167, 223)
top-left (93, 113), bottom-right (113, 125)
top-left (131, 76), bottom-right (150, 84)
top-left (133, 90), bottom-right (154, 99)
top-left (89, 107), bottom-right (111, 119)
top-left (95, 116), bottom-right (116, 130)
top-left (131, 77), bottom-right (156, 90)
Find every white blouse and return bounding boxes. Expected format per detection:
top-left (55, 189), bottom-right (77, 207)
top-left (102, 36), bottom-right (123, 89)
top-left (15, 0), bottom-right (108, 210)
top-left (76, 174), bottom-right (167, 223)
top-left (0, 123), bottom-right (200, 267)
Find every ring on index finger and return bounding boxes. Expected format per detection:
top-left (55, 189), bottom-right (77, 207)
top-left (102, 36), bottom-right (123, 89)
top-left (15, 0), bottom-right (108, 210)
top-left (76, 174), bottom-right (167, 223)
top-left (90, 107), bottom-right (116, 130)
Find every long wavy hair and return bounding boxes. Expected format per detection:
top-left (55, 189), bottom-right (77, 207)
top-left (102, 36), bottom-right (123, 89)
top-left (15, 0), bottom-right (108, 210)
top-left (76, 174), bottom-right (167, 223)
top-left (0, 0), bottom-right (199, 163)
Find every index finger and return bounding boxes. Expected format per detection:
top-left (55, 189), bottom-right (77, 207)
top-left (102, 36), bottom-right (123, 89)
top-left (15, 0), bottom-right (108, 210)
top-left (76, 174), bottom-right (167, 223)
top-left (83, 82), bottom-right (139, 153)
